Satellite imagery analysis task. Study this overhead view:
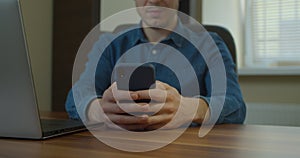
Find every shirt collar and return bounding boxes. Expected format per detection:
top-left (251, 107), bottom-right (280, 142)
top-left (163, 20), bottom-right (185, 47)
top-left (131, 19), bottom-right (186, 47)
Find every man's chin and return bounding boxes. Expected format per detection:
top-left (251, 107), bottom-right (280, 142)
top-left (143, 20), bottom-right (168, 29)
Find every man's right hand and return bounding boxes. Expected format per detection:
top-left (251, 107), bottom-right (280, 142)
top-left (87, 82), bottom-right (151, 131)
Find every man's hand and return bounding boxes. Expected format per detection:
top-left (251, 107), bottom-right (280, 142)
top-left (135, 81), bottom-right (209, 130)
top-left (87, 81), bottom-right (209, 131)
top-left (87, 82), bottom-right (151, 131)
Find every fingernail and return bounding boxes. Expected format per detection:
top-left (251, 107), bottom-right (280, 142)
top-left (142, 105), bottom-right (149, 111)
top-left (131, 93), bottom-right (138, 99)
top-left (141, 114), bottom-right (148, 118)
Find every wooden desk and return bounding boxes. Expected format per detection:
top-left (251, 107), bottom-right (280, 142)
top-left (0, 113), bottom-right (300, 158)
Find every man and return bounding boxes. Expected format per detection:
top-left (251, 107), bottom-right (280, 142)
top-left (66, 0), bottom-right (246, 131)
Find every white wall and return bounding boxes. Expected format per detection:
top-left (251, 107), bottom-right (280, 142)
top-left (20, 0), bottom-right (53, 111)
top-left (101, 0), bottom-right (139, 32)
top-left (202, 0), bottom-right (300, 102)
top-left (202, 0), bottom-right (300, 126)
top-left (202, 0), bottom-right (244, 68)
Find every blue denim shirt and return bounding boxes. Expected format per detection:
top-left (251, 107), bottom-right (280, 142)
top-left (65, 21), bottom-right (246, 124)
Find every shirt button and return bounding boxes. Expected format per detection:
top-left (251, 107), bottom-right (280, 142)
top-left (152, 50), bottom-right (157, 55)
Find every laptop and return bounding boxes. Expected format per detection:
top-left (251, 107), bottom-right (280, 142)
top-left (0, 0), bottom-right (86, 139)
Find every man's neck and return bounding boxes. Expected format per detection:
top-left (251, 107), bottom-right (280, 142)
top-left (142, 18), bottom-right (178, 43)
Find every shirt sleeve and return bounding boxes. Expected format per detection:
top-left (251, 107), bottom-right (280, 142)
top-left (202, 33), bottom-right (246, 124)
top-left (65, 33), bottom-right (115, 122)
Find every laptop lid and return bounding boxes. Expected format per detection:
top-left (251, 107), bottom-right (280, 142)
top-left (0, 0), bottom-right (43, 139)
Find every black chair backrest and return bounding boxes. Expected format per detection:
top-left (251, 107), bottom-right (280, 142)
top-left (113, 24), bottom-right (237, 66)
top-left (203, 25), bottom-right (236, 65)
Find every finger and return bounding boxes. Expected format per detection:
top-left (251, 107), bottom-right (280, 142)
top-left (156, 81), bottom-right (180, 96)
top-left (101, 102), bottom-right (125, 114)
top-left (156, 80), bottom-right (173, 90)
top-left (151, 102), bottom-right (179, 114)
top-left (118, 102), bottom-right (166, 116)
top-left (146, 113), bottom-right (172, 126)
top-left (136, 89), bottom-right (167, 102)
top-left (146, 102), bottom-right (166, 115)
top-left (102, 101), bottom-right (150, 114)
top-left (117, 102), bottom-right (150, 113)
top-left (145, 108), bottom-right (175, 130)
top-left (135, 81), bottom-right (180, 102)
top-left (106, 114), bottom-right (149, 125)
top-left (145, 123), bottom-right (167, 131)
top-left (135, 80), bottom-right (168, 98)
top-left (111, 83), bottom-right (138, 101)
top-left (102, 82), bottom-right (126, 102)
top-left (101, 85), bottom-right (114, 101)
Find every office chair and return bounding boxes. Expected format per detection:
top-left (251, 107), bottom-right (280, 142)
top-left (187, 24), bottom-right (237, 65)
top-left (113, 24), bottom-right (237, 69)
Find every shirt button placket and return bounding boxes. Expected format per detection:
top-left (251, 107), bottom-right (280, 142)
top-left (152, 49), bottom-right (157, 55)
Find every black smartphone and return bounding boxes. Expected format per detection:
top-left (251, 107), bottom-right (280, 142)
top-left (115, 63), bottom-right (156, 91)
top-left (115, 63), bottom-right (156, 103)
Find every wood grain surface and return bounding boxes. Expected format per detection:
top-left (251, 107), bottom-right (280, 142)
top-left (0, 112), bottom-right (299, 158)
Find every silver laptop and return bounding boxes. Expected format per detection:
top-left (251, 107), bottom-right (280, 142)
top-left (0, 0), bottom-right (85, 139)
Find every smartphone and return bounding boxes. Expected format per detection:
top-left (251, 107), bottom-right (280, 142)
top-left (115, 63), bottom-right (156, 91)
top-left (115, 63), bottom-right (156, 114)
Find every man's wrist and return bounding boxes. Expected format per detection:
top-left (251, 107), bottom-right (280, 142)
top-left (193, 98), bottom-right (210, 124)
top-left (87, 98), bottom-right (103, 123)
